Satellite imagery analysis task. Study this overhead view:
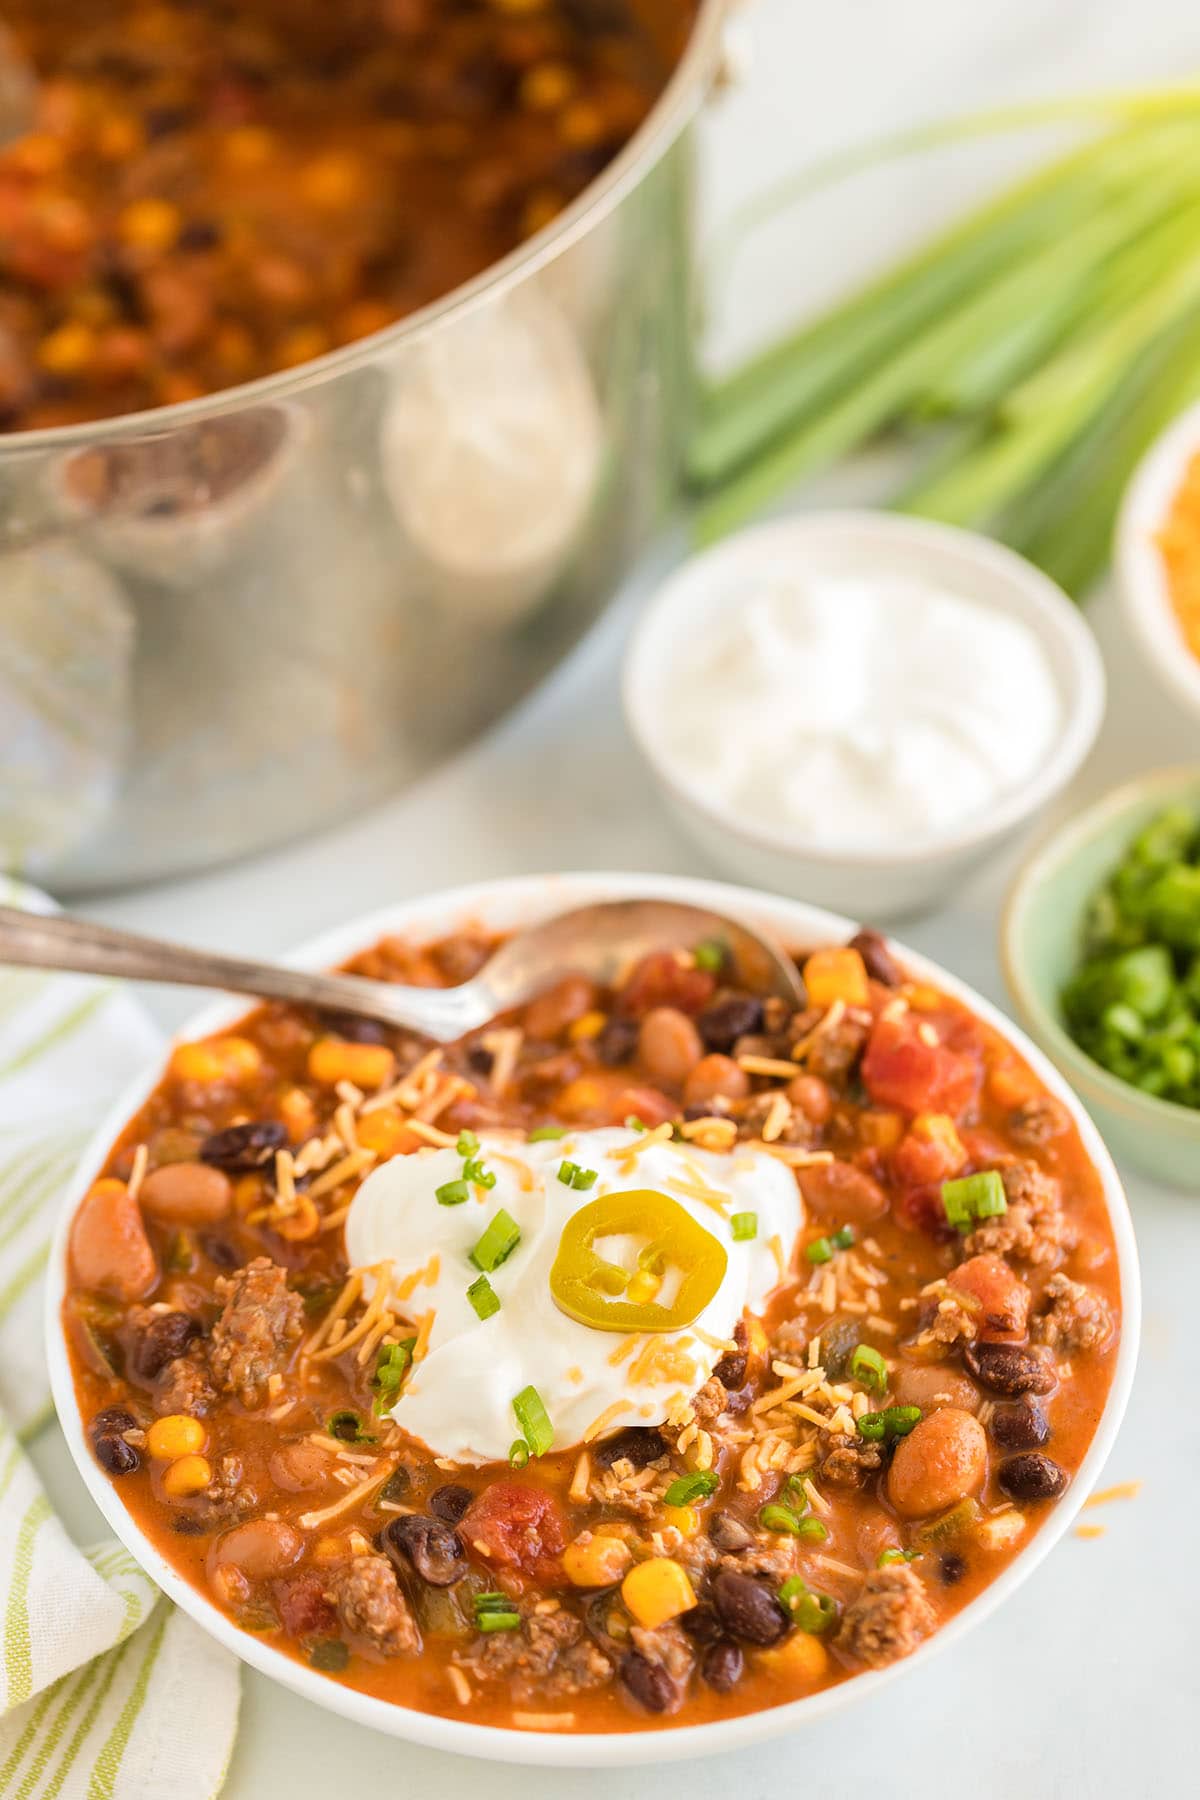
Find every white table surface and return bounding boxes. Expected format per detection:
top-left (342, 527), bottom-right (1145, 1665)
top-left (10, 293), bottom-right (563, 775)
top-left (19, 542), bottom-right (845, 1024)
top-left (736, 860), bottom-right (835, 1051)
top-left (29, 0), bottom-right (1200, 1792)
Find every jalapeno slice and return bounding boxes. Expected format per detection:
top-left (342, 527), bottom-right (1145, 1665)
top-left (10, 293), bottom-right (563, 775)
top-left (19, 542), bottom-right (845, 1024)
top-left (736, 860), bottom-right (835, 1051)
top-left (548, 1188), bottom-right (728, 1333)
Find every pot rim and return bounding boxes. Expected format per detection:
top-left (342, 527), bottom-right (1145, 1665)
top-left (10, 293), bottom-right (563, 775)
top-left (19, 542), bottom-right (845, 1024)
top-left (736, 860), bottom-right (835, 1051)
top-left (2, 0), bottom-right (728, 457)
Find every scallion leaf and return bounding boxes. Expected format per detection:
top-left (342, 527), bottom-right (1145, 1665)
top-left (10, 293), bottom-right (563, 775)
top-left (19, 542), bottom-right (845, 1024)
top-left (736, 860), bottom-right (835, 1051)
top-left (466, 1273), bottom-right (501, 1321)
top-left (456, 1130), bottom-right (480, 1157)
top-left (512, 1384), bottom-right (554, 1457)
top-left (849, 1343), bottom-right (888, 1395)
top-left (471, 1208), bottom-right (521, 1272)
top-left (693, 938), bottom-right (727, 974)
top-left (556, 1160), bottom-right (598, 1190)
top-left (758, 1502), bottom-right (803, 1535)
top-left (328, 1410), bottom-right (374, 1444)
top-left (508, 1439), bottom-right (530, 1469)
top-left (731, 1211), bottom-right (758, 1242)
top-left (941, 1170), bottom-right (1007, 1229)
top-left (436, 1177), bottom-right (471, 1207)
top-left (806, 1236), bottom-right (834, 1265)
top-left (833, 1224), bottom-right (856, 1250)
top-left (528, 1125), bottom-right (568, 1142)
top-left (663, 1470), bottom-right (720, 1507)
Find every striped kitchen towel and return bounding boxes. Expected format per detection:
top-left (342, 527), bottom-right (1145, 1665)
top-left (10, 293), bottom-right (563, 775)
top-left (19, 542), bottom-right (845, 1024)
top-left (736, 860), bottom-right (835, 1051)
top-left (0, 881), bottom-right (240, 1799)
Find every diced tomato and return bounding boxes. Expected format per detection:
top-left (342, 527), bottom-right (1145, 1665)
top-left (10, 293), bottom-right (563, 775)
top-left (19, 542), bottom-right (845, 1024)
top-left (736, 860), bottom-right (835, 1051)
top-left (616, 951), bottom-right (715, 1018)
top-left (798, 1157), bottom-right (887, 1225)
top-left (890, 1114), bottom-right (967, 1188)
top-left (861, 1015), bottom-right (980, 1119)
top-left (950, 1254), bottom-right (1029, 1343)
top-left (460, 1480), bottom-right (567, 1586)
top-left (275, 1571), bottom-right (337, 1641)
top-left (893, 1181), bottom-right (956, 1242)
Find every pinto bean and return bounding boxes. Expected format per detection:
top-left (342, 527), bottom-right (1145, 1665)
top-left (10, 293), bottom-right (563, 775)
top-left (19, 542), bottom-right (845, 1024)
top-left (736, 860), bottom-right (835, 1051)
top-left (638, 1008), bottom-right (703, 1086)
top-left (798, 1158), bottom-right (887, 1226)
top-left (889, 1362), bottom-right (980, 1414)
top-left (213, 1518), bottom-right (303, 1581)
top-left (70, 1179), bottom-right (157, 1300)
top-left (998, 1452), bottom-right (1068, 1502)
top-left (268, 1441), bottom-right (335, 1492)
top-left (711, 1570), bottom-right (789, 1646)
top-left (964, 1342), bottom-right (1056, 1397)
top-left (950, 1254), bottom-right (1029, 1342)
top-left (683, 1054), bottom-right (749, 1109)
top-left (139, 1161), bottom-right (233, 1226)
top-left (887, 1408), bottom-right (987, 1519)
top-left (524, 975), bottom-right (597, 1042)
top-left (708, 1512), bottom-right (754, 1554)
top-left (787, 1074), bottom-right (833, 1125)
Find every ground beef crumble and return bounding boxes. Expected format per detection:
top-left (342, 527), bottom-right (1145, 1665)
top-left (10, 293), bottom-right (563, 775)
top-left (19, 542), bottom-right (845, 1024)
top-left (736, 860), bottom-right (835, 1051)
top-left (835, 1564), bottom-right (937, 1668)
top-left (820, 1432), bottom-right (885, 1486)
top-left (208, 1257), bottom-right (304, 1408)
top-left (330, 1554), bottom-right (420, 1657)
top-left (964, 1162), bottom-right (1077, 1267)
top-left (1031, 1273), bottom-right (1114, 1354)
top-left (156, 1353), bottom-right (215, 1417)
top-left (464, 1604), bottom-right (613, 1699)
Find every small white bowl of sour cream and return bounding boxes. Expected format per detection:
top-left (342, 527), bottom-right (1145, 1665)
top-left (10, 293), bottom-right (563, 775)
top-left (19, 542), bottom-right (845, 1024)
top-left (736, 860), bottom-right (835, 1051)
top-left (623, 511), bottom-right (1106, 919)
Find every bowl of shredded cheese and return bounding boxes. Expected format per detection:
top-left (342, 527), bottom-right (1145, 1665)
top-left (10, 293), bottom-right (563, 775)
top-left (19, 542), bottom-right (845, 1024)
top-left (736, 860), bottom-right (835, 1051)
top-left (1119, 397), bottom-right (1200, 725)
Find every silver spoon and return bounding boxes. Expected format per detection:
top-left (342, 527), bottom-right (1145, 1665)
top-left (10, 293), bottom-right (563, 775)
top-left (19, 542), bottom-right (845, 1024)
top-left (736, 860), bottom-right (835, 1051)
top-left (0, 899), bottom-right (803, 1043)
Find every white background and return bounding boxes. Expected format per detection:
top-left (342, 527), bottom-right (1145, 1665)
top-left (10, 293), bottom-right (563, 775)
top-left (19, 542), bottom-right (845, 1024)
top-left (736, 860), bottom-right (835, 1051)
top-left (31, 1), bottom-right (1200, 1793)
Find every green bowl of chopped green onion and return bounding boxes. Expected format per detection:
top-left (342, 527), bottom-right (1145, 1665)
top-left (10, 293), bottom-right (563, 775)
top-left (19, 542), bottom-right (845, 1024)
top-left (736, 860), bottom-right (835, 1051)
top-left (1002, 766), bottom-right (1200, 1187)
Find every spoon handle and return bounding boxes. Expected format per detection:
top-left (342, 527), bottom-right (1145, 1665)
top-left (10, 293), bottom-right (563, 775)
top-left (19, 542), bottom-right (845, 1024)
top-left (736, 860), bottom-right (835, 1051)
top-left (0, 906), bottom-right (489, 1043)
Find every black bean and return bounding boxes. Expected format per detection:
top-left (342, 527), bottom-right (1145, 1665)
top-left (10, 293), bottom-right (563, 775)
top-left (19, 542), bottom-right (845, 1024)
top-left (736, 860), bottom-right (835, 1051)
top-left (465, 1041), bottom-right (494, 1076)
top-left (711, 1570), bottom-right (789, 1646)
top-left (698, 995), bottom-right (764, 1055)
top-left (201, 1237), bottom-right (242, 1271)
top-left (847, 929), bottom-right (905, 987)
top-left (381, 1515), bottom-right (465, 1587)
top-left (712, 1351), bottom-right (747, 1391)
top-left (998, 1452), bottom-right (1068, 1502)
top-left (90, 1406), bottom-right (136, 1440)
top-left (938, 1553), bottom-right (967, 1585)
top-left (594, 1016), bottom-right (639, 1067)
top-left (130, 1312), bottom-right (201, 1381)
top-left (177, 219), bottom-right (222, 252)
top-left (94, 1433), bottom-right (140, 1476)
top-left (316, 1011), bottom-right (390, 1045)
top-left (964, 1342), bottom-right (1057, 1397)
top-left (702, 1639), bottom-right (744, 1692)
top-left (680, 1602), bottom-right (723, 1643)
top-left (707, 1511), bottom-right (754, 1554)
top-left (592, 1427), bottom-right (665, 1471)
top-left (199, 1121), bottom-right (288, 1172)
top-left (990, 1399), bottom-right (1050, 1451)
top-left (378, 1467), bottom-right (411, 1505)
top-left (620, 1650), bottom-right (676, 1714)
top-left (429, 1484), bottom-right (473, 1525)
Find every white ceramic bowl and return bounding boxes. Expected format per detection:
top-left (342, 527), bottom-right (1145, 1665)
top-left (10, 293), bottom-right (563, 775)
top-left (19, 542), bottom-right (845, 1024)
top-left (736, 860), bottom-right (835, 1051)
top-left (1118, 395), bottom-right (1200, 721)
top-left (623, 512), bottom-right (1107, 919)
top-left (46, 871), bottom-right (1140, 1767)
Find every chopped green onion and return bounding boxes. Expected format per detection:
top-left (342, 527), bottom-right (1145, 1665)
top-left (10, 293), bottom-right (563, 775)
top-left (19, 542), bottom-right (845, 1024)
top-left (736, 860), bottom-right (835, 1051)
top-left (471, 1208), bottom-right (522, 1271)
top-left (693, 938), bottom-right (727, 974)
top-left (327, 1410), bottom-right (374, 1444)
top-left (371, 1339), bottom-right (414, 1415)
top-left (806, 1236), bottom-right (834, 1265)
top-left (466, 1273), bottom-right (501, 1321)
top-left (783, 1473), bottom-right (809, 1507)
top-left (528, 1125), bottom-right (568, 1142)
top-left (833, 1225), bottom-right (856, 1250)
top-left (731, 1211), bottom-right (758, 1242)
top-left (778, 1576), bottom-right (837, 1633)
top-left (877, 1548), bottom-right (921, 1567)
top-left (456, 1130), bottom-right (480, 1157)
top-left (436, 1178), bottom-right (471, 1207)
top-left (849, 1343), bottom-right (888, 1395)
top-left (941, 1170), bottom-right (1007, 1230)
top-left (512, 1384), bottom-right (554, 1457)
top-left (508, 1439), bottom-right (530, 1469)
top-left (798, 1516), bottom-right (829, 1542)
top-left (463, 1157), bottom-right (497, 1189)
top-left (758, 1503), bottom-right (803, 1536)
top-left (557, 1160), bottom-right (598, 1190)
top-left (625, 1115), bottom-right (647, 1132)
top-left (858, 1404), bottom-right (923, 1443)
top-left (663, 1470), bottom-right (720, 1507)
top-left (473, 1593), bottom-right (521, 1633)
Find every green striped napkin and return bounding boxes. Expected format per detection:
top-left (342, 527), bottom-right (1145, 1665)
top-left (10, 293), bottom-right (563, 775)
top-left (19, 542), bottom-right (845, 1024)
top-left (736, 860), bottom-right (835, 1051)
top-left (0, 882), bottom-right (240, 1799)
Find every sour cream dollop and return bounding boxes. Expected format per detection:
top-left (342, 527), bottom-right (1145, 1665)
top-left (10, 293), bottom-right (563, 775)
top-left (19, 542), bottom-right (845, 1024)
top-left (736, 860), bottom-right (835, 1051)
top-left (344, 1127), bottom-right (802, 1465)
top-left (655, 570), bottom-right (1062, 848)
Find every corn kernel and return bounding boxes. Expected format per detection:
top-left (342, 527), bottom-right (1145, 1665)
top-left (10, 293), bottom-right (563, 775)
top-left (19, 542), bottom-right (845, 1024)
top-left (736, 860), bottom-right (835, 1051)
top-left (222, 126), bottom-right (276, 169)
top-left (803, 947), bottom-right (870, 1009)
top-left (987, 1063), bottom-right (1038, 1110)
top-left (520, 62), bottom-right (577, 111)
top-left (117, 198), bottom-right (181, 254)
top-left (37, 322), bottom-right (97, 377)
top-left (563, 1532), bottom-right (633, 1588)
top-left (620, 1557), bottom-right (697, 1629)
top-left (356, 1108), bottom-right (420, 1159)
top-left (147, 1415), bottom-right (206, 1461)
top-left (274, 324), bottom-right (331, 370)
top-left (659, 1505), bottom-right (700, 1540)
top-left (171, 1036), bottom-right (262, 1086)
top-left (909, 1111), bottom-right (967, 1173)
top-left (313, 1535), bottom-right (347, 1563)
top-left (307, 1038), bottom-right (396, 1091)
top-left (278, 1086), bottom-right (316, 1141)
top-left (568, 1010), bottom-right (607, 1044)
top-left (858, 1109), bottom-right (904, 1150)
top-left (299, 152), bottom-right (365, 210)
top-left (162, 1454), bottom-right (211, 1498)
top-left (757, 1631), bottom-right (829, 1683)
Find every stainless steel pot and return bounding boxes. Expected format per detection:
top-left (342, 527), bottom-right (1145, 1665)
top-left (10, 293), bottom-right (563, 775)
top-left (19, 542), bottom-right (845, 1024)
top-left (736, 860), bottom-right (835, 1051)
top-left (0, 0), bottom-right (730, 893)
